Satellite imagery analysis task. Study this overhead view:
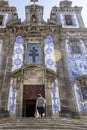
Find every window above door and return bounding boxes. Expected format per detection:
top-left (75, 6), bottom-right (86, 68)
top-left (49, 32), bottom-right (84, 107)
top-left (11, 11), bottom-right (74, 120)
top-left (26, 43), bottom-right (42, 65)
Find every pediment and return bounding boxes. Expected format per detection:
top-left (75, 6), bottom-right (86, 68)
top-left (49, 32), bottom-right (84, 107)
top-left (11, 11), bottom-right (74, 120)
top-left (11, 64), bottom-right (57, 79)
top-left (26, 4), bottom-right (43, 9)
top-left (11, 64), bottom-right (45, 77)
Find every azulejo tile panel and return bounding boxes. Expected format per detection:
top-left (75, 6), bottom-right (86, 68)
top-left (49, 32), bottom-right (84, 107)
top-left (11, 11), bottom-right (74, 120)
top-left (12, 36), bottom-right (24, 71)
top-left (52, 80), bottom-right (60, 114)
top-left (66, 40), bottom-right (87, 113)
top-left (8, 36), bottom-right (24, 114)
top-left (44, 36), bottom-right (56, 72)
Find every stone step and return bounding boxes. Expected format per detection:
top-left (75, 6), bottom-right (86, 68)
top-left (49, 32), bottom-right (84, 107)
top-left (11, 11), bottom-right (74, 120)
top-left (0, 124), bottom-right (87, 130)
top-left (0, 120), bottom-right (87, 125)
top-left (0, 125), bottom-right (86, 130)
top-left (0, 117), bottom-right (87, 130)
top-left (0, 118), bottom-right (86, 124)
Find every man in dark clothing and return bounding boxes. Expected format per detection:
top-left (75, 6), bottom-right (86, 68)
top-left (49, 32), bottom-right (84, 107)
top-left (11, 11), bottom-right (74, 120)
top-left (36, 94), bottom-right (46, 117)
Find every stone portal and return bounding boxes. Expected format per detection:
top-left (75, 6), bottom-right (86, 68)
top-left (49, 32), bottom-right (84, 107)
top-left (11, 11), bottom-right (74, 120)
top-left (23, 85), bottom-right (45, 117)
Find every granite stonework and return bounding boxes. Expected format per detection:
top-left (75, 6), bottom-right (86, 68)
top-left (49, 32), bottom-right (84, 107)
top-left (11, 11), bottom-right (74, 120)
top-left (0, 0), bottom-right (87, 118)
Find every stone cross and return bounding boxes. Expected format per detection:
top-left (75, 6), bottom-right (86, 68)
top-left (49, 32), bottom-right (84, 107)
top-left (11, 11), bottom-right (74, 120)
top-left (30, 0), bottom-right (38, 6)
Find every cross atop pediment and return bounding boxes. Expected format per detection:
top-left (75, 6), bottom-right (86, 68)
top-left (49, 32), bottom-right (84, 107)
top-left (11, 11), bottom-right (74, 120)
top-left (30, 0), bottom-right (38, 5)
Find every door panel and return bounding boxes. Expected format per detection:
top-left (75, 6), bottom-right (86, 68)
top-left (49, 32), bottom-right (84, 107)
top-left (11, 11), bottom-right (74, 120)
top-left (23, 85), bottom-right (45, 99)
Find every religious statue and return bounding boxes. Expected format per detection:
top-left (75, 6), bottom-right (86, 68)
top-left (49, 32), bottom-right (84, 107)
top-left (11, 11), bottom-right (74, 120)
top-left (65, 15), bottom-right (73, 25)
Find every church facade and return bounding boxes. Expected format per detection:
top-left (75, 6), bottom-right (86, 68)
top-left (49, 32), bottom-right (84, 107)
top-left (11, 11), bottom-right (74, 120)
top-left (0, 0), bottom-right (87, 117)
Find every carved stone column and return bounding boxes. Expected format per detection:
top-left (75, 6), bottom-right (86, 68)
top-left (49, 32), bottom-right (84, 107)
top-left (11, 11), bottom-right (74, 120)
top-left (14, 77), bottom-right (23, 117)
top-left (19, 79), bottom-right (24, 117)
top-left (45, 78), bottom-right (54, 117)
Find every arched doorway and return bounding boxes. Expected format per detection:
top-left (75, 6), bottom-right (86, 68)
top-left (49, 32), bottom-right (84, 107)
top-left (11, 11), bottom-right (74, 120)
top-left (22, 85), bottom-right (45, 117)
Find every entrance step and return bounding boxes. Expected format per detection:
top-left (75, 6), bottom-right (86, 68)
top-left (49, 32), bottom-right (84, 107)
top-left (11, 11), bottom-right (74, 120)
top-left (0, 117), bottom-right (87, 129)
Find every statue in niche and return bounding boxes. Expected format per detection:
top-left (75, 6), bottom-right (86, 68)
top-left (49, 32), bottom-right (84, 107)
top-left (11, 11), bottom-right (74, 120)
top-left (32, 14), bottom-right (37, 23)
top-left (0, 15), bottom-right (3, 25)
top-left (51, 13), bottom-right (56, 21)
top-left (65, 15), bottom-right (73, 25)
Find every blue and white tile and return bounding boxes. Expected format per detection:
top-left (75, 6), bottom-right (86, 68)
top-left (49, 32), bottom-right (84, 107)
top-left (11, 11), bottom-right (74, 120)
top-left (8, 36), bottom-right (24, 114)
top-left (51, 80), bottom-right (60, 114)
top-left (44, 36), bottom-right (56, 72)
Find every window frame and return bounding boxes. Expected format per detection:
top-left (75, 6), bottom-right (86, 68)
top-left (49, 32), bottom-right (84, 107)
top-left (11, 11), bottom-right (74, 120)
top-left (25, 43), bottom-right (42, 65)
top-left (71, 44), bottom-right (82, 54)
top-left (64, 15), bottom-right (74, 26)
top-left (77, 79), bottom-right (87, 102)
top-left (59, 12), bottom-right (79, 28)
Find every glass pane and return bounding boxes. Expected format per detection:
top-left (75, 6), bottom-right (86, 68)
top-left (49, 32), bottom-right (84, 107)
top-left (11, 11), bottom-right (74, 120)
top-left (71, 45), bottom-right (81, 54)
top-left (81, 87), bottom-right (87, 100)
top-left (26, 43), bottom-right (42, 64)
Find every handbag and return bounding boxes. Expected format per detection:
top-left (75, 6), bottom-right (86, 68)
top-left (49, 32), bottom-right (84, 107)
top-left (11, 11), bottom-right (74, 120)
top-left (34, 109), bottom-right (39, 118)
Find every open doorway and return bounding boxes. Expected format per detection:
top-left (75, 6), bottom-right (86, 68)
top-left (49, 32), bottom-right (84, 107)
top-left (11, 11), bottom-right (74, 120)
top-left (23, 85), bottom-right (45, 117)
top-left (23, 99), bottom-right (36, 117)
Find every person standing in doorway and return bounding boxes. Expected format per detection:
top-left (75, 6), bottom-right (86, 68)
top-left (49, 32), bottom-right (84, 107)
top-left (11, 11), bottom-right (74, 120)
top-left (36, 94), bottom-right (46, 117)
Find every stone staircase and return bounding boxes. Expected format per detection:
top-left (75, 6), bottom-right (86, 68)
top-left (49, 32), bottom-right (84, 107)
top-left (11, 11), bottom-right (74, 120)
top-left (0, 117), bottom-right (87, 130)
